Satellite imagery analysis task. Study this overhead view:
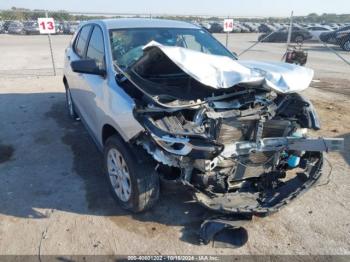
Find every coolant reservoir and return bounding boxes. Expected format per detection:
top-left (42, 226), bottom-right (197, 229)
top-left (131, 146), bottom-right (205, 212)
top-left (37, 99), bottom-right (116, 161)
top-left (292, 128), bottom-right (308, 138)
top-left (287, 128), bottom-right (307, 168)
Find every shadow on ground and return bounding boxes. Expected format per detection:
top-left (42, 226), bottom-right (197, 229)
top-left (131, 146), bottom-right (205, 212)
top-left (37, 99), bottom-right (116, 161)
top-left (1, 91), bottom-right (348, 247)
top-left (0, 92), bottom-right (249, 246)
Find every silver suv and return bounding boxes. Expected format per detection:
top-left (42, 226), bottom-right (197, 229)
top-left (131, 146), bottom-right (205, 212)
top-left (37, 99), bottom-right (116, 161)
top-left (63, 19), bottom-right (342, 240)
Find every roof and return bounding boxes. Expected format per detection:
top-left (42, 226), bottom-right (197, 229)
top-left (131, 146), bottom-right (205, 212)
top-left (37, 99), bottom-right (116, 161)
top-left (97, 18), bottom-right (200, 30)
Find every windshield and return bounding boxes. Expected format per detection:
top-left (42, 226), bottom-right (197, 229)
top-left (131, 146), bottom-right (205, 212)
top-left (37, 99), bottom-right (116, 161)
top-left (109, 28), bottom-right (235, 69)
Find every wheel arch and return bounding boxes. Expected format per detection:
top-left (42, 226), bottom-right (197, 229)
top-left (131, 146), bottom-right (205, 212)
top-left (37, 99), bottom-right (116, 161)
top-left (102, 124), bottom-right (125, 146)
top-left (101, 123), bottom-right (151, 165)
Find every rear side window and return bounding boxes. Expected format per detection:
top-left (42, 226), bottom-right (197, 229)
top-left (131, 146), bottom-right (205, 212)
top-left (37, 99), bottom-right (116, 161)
top-left (86, 26), bottom-right (105, 70)
top-left (74, 25), bottom-right (92, 57)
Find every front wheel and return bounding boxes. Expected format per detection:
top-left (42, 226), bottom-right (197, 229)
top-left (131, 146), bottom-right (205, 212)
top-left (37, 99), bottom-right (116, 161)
top-left (104, 135), bottom-right (159, 213)
top-left (294, 35), bottom-right (304, 43)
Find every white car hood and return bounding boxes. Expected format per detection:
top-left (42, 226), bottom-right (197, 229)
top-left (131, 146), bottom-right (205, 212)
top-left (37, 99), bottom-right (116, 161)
top-left (143, 41), bottom-right (314, 94)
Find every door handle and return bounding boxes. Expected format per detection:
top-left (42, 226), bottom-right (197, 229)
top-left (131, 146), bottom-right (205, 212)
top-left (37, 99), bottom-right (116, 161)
top-left (67, 55), bottom-right (71, 61)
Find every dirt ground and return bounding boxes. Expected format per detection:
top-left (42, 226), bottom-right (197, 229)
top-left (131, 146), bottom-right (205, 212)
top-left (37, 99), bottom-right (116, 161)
top-left (0, 33), bottom-right (349, 256)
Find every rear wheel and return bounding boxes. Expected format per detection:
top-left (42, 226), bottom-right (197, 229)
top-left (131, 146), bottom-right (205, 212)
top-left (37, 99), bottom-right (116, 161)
top-left (341, 40), bottom-right (350, 51)
top-left (104, 135), bottom-right (159, 213)
top-left (64, 83), bottom-right (79, 120)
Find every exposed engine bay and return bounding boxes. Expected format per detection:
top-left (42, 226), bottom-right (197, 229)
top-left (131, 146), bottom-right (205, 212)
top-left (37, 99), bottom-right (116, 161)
top-left (114, 42), bottom-right (343, 217)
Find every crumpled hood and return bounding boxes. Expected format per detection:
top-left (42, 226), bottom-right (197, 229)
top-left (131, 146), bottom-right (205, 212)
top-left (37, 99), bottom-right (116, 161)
top-left (142, 41), bottom-right (314, 94)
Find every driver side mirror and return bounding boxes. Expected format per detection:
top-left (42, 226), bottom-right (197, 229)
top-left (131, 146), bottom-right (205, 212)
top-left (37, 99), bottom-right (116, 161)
top-left (71, 59), bottom-right (106, 76)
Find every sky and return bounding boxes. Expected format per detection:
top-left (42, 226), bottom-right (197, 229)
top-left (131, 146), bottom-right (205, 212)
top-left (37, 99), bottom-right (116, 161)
top-left (0, 0), bottom-right (349, 17)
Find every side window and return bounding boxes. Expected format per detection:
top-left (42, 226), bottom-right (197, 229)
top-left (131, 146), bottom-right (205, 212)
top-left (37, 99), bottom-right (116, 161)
top-left (73, 31), bottom-right (81, 52)
top-left (74, 25), bottom-right (92, 57)
top-left (86, 26), bottom-right (105, 70)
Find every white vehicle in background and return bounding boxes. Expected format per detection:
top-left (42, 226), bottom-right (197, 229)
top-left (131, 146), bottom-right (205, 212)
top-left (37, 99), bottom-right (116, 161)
top-left (307, 25), bottom-right (333, 41)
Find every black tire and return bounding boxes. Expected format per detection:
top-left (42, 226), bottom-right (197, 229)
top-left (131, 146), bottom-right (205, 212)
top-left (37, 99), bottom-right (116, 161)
top-left (294, 35), bottom-right (304, 43)
top-left (104, 135), bottom-right (159, 213)
top-left (341, 40), bottom-right (350, 51)
top-left (64, 82), bottom-right (79, 120)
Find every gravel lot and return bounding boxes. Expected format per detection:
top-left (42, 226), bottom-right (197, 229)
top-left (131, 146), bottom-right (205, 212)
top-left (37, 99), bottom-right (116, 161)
top-left (0, 33), bottom-right (349, 256)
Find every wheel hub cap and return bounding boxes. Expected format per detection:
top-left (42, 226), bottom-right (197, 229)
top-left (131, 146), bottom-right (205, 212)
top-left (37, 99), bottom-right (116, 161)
top-left (107, 148), bottom-right (131, 202)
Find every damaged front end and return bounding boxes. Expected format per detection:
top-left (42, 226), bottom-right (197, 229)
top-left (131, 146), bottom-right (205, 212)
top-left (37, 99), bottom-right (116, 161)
top-left (115, 43), bottom-right (343, 218)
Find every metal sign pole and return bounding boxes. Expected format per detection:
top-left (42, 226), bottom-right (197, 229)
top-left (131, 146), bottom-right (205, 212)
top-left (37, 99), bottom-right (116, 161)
top-left (225, 16), bottom-right (230, 48)
top-left (46, 10), bottom-right (56, 76)
top-left (226, 31), bottom-right (229, 47)
top-left (286, 11), bottom-right (294, 51)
